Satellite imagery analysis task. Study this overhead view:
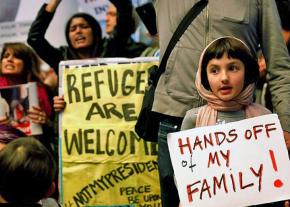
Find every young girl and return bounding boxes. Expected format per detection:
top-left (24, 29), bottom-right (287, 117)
top-left (181, 36), bottom-right (289, 207)
top-left (181, 36), bottom-right (271, 130)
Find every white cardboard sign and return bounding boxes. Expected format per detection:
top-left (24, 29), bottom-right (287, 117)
top-left (168, 114), bottom-right (290, 207)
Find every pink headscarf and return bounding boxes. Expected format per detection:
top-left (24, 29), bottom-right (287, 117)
top-left (195, 37), bottom-right (271, 127)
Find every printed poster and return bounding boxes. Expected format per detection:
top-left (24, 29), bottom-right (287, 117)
top-left (0, 82), bottom-right (42, 135)
top-left (59, 57), bottom-right (161, 207)
top-left (168, 114), bottom-right (290, 207)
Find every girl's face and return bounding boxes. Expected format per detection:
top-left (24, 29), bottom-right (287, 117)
top-left (206, 53), bottom-right (245, 101)
top-left (68, 17), bottom-right (94, 50)
top-left (1, 48), bottom-right (24, 75)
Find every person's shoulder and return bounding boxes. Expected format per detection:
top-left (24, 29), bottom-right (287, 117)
top-left (250, 103), bottom-right (272, 115)
top-left (185, 107), bottom-right (201, 117)
top-left (59, 46), bottom-right (78, 60)
top-left (181, 107), bottom-right (201, 130)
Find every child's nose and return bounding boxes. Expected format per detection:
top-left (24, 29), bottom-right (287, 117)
top-left (221, 71), bottom-right (229, 83)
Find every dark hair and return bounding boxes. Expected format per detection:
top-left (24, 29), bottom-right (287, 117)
top-left (0, 124), bottom-right (26, 145)
top-left (201, 37), bottom-right (259, 90)
top-left (0, 137), bottom-right (56, 203)
top-left (65, 13), bottom-right (102, 57)
top-left (275, 0), bottom-right (290, 31)
top-left (0, 42), bottom-right (41, 82)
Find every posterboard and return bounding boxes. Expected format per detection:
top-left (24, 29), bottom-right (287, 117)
top-left (59, 57), bottom-right (161, 207)
top-left (0, 82), bottom-right (42, 135)
top-left (168, 114), bottom-right (290, 207)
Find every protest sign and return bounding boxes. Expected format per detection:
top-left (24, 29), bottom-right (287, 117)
top-left (59, 57), bottom-right (161, 207)
top-left (168, 114), bottom-right (290, 207)
top-left (0, 82), bottom-right (42, 135)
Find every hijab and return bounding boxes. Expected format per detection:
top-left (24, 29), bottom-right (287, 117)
top-left (195, 37), bottom-right (271, 127)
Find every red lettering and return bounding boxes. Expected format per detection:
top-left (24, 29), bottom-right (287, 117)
top-left (230, 173), bottom-right (236, 192)
top-left (207, 152), bottom-right (221, 167)
top-left (220, 150), bottom-right (231, 167)
top-left (213, 174), bottom-right (228, 195)
top-left (265, 123), bottom-right (277, 138)
top-left (203, 133), bottom-right (214, 149)
top-left (178, 137), bottom-right (192, 155)
top-left (214, 131), bottom-right (226, 145)
top-left (193, 136), bottom-right (203, 151)
top-left (239, 172), bottom-right (254, 189)
top-left (186, 167), bottom-right (262, 203)
top-left (250, 164), bottom-right (263, 192)
top-left (228, 129), bottom-right (238, 143)
top-left (207, 150), bottom-right (230, 168)
top-left (253, 124), bottom-right (263, 139)
top-left (187, 181), bottom-right (201, 202)
top-left (200, 179), bottom-right (211, 200)
top-left (244, 129), bottom-right (252, 140)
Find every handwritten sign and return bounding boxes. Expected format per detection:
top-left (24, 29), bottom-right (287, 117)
top-left (168, 114), bottom-right (290, 207)
top-left (59, 57), bottom-right (161, 207)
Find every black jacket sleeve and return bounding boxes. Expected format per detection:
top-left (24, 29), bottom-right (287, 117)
top-left (27, 4), bottom-right (64, 71)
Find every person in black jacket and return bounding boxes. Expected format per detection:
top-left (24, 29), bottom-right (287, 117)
top-left (101, 1), bottom-right (147, 58)
top-left (27, 0), bottom-right (142, 73)
top-left (27, 0), bottom-right (102, 72)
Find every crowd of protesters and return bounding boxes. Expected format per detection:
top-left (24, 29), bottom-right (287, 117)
top-left (0, 0), bottom-right (290, 206)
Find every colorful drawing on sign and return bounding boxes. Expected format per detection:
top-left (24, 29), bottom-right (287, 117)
top-left (168, 114), bottom-right (290, 207)
top-left (59, 57), bottom-right (161, 207)
top-left (0, 82), bottom-right (42, 135)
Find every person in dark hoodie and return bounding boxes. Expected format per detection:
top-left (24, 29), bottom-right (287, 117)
top-left (27, 0), bottom-right (141, 73)
top-left (101, 1), bottom-right (147, 58)
top-left (27, 0), bottom-right (101, 72)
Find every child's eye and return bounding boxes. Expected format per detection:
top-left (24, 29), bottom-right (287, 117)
top-left (209, 68), bottom-right (218, 74)
top-left (229, 65), bottom-right (239, 71)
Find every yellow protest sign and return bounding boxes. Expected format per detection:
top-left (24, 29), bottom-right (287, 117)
top-left (59, 58), bottom-right (161, 207)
